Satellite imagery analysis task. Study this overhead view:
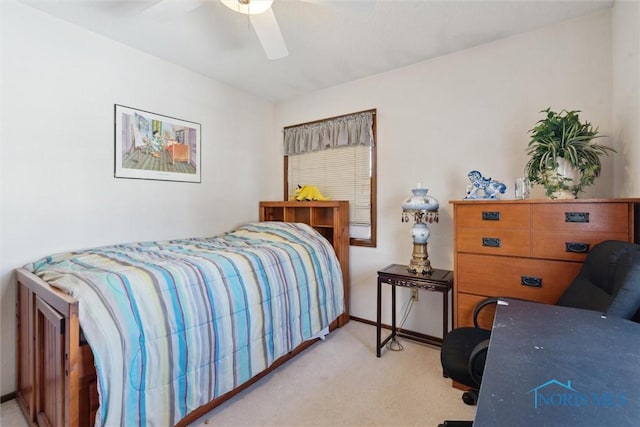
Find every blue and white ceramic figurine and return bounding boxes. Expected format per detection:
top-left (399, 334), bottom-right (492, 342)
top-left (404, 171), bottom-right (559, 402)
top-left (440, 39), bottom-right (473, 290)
top-left (465, 170), bottom-right (507, 200)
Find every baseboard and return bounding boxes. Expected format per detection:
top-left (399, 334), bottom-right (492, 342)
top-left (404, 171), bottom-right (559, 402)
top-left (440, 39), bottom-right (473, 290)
top-left (1, 392), bottom-right (16, 403)
top-left (349, 315), bottom-right (376, 326)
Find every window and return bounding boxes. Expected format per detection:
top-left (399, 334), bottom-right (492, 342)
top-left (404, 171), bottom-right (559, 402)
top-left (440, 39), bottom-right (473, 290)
top-left (283, 109), bottom-right (377, 247)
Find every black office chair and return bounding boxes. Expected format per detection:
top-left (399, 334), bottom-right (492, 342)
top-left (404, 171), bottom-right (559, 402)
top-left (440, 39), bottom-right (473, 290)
top-left (440, 240), bottom-right (640, 407)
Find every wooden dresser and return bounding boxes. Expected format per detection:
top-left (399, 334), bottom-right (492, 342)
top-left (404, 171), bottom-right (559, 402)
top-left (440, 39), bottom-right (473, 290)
top-left (451, 199), bottom-right (640, 329)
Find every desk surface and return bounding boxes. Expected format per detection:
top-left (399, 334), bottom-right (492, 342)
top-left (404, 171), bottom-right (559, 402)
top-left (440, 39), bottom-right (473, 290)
top-left (474, 299), bottom-right (640, 427)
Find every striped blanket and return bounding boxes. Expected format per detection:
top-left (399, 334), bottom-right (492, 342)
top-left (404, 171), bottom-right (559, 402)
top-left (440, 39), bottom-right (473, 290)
top-left (25, 222), bottom-right (344, 426)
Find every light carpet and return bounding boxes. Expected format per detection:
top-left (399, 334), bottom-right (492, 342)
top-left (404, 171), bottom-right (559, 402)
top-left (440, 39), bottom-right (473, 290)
top-left (190, 320), bottom-right (476, 426)
top-left (1, 321), bottom-right (476, 427)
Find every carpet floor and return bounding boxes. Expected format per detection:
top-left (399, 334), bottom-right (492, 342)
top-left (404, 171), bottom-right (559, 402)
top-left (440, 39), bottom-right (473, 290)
top-left (189, 320), bottom-right (476, 426)
top-left (1, 321), bottom-right (476, 426)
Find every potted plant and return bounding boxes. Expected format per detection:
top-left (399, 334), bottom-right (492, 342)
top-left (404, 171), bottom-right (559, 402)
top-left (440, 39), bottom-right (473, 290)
top-left (524, 108), bottom-right (616, 199)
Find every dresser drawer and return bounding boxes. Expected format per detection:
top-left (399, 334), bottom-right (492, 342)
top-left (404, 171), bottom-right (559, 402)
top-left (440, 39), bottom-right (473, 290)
top-left (456, 253), bottom-right (581, 301)
top-left (532, 231), bottom-right (630, 261)
top-left (455, 204), bottom-right (530, 229)
top-left (531, 203), bottom-right (629, 233)
top-left (456, 229), bottom-right (530, 257)
top-left (456, 293), bottom-right (496, 329)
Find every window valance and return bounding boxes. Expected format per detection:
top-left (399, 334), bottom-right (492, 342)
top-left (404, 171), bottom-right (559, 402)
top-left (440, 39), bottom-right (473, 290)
top-left (284, 111), bottom-right (374, 156)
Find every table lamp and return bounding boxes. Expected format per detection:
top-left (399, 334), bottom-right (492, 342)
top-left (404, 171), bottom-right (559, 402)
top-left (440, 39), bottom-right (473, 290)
top-left (401, 184), bottom-right (439, 274)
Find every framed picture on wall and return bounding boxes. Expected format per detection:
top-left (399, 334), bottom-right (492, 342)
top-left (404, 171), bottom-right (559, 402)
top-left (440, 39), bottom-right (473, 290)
top-left (114, 104), bottom-right (201, 183)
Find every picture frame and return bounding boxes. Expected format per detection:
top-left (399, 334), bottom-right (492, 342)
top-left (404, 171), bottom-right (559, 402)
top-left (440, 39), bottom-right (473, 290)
top-left (114, 104), bottom-right (201, 183)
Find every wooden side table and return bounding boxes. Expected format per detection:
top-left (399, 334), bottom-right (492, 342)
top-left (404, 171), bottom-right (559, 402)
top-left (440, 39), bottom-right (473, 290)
top-left (376, 264), bottom-right (454, 357)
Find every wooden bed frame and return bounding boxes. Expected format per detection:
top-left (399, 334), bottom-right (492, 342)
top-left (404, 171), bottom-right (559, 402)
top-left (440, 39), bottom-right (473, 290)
top-left (15, 204), bottom-right (350, 427)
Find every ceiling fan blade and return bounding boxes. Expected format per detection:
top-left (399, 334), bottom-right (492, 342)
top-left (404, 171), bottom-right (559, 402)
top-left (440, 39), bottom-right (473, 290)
top-left (249, 8), bottom-right (288, 60)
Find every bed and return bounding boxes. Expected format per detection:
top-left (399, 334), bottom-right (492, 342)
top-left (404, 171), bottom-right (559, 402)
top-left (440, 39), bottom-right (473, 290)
top-left (15, 219), bottom-right (349, 427)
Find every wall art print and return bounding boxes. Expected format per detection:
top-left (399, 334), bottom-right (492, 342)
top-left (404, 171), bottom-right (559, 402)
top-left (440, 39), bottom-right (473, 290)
top-left (114, 104), bottom-right (201, 183)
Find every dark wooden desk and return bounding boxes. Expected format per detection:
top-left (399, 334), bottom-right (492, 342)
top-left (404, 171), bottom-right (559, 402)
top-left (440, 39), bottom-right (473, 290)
top-left (376, 264), bottom-right (453, 356)
top-left (474, 299), bottom-right (640, 426)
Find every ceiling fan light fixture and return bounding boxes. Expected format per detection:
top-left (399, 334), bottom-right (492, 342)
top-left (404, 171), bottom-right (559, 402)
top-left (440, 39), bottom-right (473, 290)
top-left (221, 0), bottom-right (273, 15)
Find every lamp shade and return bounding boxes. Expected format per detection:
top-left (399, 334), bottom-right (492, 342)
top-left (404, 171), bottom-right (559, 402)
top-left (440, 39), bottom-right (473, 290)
top-left (402, 187), bottom-right (439, 213)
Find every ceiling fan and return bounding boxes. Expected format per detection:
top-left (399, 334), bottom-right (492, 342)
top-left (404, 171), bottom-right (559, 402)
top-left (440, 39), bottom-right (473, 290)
top-left (218, 0), bottom-right (375, 60)
top-left (220, 0), bottom-right (288, 60)
top-left (144, 0), bottom-right (288, 60)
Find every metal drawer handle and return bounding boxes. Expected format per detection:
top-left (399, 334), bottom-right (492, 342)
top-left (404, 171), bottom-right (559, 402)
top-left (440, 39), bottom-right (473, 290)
top-left (482, 237), bottom-right (501, 247)
top-left (565, 212), bottom-right (590, 223)
top-left (565, 242), bottom-right (590, 253)
top-left (482, 211), bottom-right (500, 221)
top-left (521, 276), bottom-right (543, 287)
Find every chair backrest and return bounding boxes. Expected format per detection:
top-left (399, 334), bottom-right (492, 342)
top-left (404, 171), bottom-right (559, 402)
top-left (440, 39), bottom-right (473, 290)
top-left (607, 249), bottom-right (640, 321)
top-left (556, 240), bottom-right (640, 321)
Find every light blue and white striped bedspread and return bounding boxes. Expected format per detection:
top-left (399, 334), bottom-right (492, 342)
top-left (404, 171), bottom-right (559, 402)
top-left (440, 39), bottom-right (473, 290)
top-left (26, 222), bottom-right (344, 426)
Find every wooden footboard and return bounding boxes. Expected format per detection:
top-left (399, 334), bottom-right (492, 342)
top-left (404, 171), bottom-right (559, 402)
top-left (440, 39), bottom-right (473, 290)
top-left (16, 268), bottom-right (345, 427)
top-left (16, 268), bottom-right (98, 427)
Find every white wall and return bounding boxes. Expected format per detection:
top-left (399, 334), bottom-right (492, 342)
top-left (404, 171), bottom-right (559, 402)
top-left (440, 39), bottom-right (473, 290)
top-left (3, 1), bottom-right (638, 399)
top-left (0, 1), bottom-right (277, 396)
top-left (613, 0), bottom-right (640, 196)
top-left (274, 10), bottom-right (617, 338)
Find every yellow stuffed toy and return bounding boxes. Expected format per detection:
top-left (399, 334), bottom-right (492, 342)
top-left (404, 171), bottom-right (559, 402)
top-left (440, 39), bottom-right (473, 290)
top-left (293, 185), bottom-right (329, 201)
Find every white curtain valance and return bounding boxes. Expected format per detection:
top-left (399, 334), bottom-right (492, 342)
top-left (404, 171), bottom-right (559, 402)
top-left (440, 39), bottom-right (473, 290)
top-left (284, 111), bottom-right (374, 156)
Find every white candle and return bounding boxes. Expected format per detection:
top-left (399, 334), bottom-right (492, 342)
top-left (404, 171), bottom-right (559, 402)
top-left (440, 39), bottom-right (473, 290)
top-left (416, 181), bottom-right (422, 189)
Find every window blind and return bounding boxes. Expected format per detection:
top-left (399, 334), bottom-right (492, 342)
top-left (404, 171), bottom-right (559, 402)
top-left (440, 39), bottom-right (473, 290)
top-left (287, 145), bottom-right (371, 226)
